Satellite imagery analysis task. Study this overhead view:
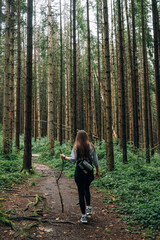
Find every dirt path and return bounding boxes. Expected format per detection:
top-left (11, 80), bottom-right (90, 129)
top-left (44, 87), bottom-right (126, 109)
top-left (0, 162), bottom-right (156, 240)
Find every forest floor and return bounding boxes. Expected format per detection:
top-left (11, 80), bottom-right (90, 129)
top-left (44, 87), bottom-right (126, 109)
top-left (0, 155), bottom-right (159, 240)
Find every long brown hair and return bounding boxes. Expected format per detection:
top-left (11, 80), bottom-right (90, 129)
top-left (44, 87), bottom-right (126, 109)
top-left (73, 130), bottom-right (94, 161)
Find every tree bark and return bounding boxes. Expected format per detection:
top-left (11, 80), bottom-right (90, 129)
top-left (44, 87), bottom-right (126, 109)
top-left (9, 0), bottom-right (15, 145)
top-left (0, 0), bottom-right (2, 124)
top-left (118, 0), bottom-right (127, 163)
top-left (131, 0), bottom-right (139, 149)
top-left (152, 0), bottom-right (160, 149)
top-left (36, 45), bottom-right (41, 140)
top-left (47, 0), bottom-right (54, 154)
top-left (16, 0), bottom-right (21, 149)
top-left (73, 0), bottom-right (77, 140)
top-left (97, 0), bottom-right (101, 141)
top-left (3, 0), bottom-right (11, 154)
top-left (141, 0), bottom-right (150, 163)
top-left (70, 0), bottom-right (74, 144)
top-left (87, 0), bottom-right (92, 141)
top-left (103, 0), bottom-right (114, 171)
top-left (42, 62), bottom-right (47, 137)
top-left (23, 0), bottom-right (33, 170)
top-left (60, 0), bottom-right (63, 145)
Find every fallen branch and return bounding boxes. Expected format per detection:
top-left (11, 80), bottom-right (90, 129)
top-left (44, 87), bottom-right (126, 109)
top-left (0, 211), bottom-right (16, 230)
top-left (33, 194), bottom-right (45, 206)
top-left (56, 150), bottom-right (64, 213)
top-left (20, 195), bottom-right (37, 198)
top-left (9, 215), bottom-right (75, 225)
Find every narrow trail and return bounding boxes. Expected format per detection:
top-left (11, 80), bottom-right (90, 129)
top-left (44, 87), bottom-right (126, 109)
top-left (0, 157), bottom-right (154, 240)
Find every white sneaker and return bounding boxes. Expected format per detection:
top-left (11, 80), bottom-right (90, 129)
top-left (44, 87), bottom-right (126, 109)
top-left (80, 214), bottom-right (87, 223)
top-left (86, 206), bottom-right (92, 216)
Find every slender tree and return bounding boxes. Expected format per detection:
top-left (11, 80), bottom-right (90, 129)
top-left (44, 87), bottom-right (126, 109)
top-left (141, 0), bottom-right (150, 163)
top-left (118, 0), bottom-right (127, 163)
top-left (87, 0), bottom-right (92, 141)
top-left (131, 0), bottom-right (139, 149)
top-left (33, 0), bottom-right (37, 141)
top-left (124, 0), bottom-right (133, 142)
top-left (97, 0), bottom-right (101, 141)
top-left (103, 0), bottom-right (114, 171)
top-left (36, 43), bottom-right (41, 140)
top-left (60, 0), bottom-right (63, 144)
top-left (0, 0), bottom-right (2, 124)
top-left (9, 0), bottom-right (15, 143)
top-left (41, 62), bottom-right (47, 137)
top-left (73, 0), bottom-right (77, 139)
top-left (152, 0), bottom-right (160, 148)
top-left (3, 0), bottom-right (11, 154)
top-left (47, 0), bottom-right (54, 154)
top-left (16, 0), bottom-right (21, 149)
top-left (23, 0), bottom-right (33, 170)
top-left (70, 0), bottom-right (74, 144)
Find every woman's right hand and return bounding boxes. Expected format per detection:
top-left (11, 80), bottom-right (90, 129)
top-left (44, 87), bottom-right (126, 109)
top-left (60, 154), bottom-right (65, 159)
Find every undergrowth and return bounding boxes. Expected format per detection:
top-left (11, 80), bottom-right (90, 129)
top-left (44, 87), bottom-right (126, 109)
top-left (0, 130), bottom-right (26, 191)
top-left (1, 125), bottom-right (160, 233)
top-left (33, 137), bottom-right (160, 232)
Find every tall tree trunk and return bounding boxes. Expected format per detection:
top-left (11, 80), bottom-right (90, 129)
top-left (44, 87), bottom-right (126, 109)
top-left (121, 4), bottom-right (129, 142)
top-left (140, 44), bottom-right (145, 145)
top-left (64, 6), bottom-right (69, 142)
top-left (21, 26), bottom-right (26, 134)
top-left (111, 0), bottom-right (117, 139)
top-left (97, 0), bottom-right (101, 141)
top-left (141, 0), bottom-right (150, 163)
top-left (124, 0), bottom-right (133, 142)
top-left (101, 4), bottom-right (106, 141)
top-left (70, 0), bottom-right (74, 144)
top-left (56, 34), bottom-right (60, 142)
top-left (118, 0), bottom-right (127, 163)
top-left (73, 0), bottom-right (77, 140)
top-left (92, 76), bottom-right (97, 138)
top-left (36, 46), bottom-right (41, 140)
top-left (152, 0), bottom-right (160, 149)
top-left (34, 0), bottom-right (37, 141)
top-left (76, 33), bottom-right (81, 130)
top-left (103, 0), bottom-right (114, 171)
top-left (3, 0), bottom-right (11, 154)
top-left (82, 55), bottom-right (86, 131)
top-left (131, 0), bottom-right (139, 149)
top-left (42, 62), bottom-right (47, 137)
top-left (16, 0), bottom-right (21, 149)
top-left (113, 0), bottom-right (120, 142)
top-left (47, 0), bottom-right (54, 154)
top-left (23, 0), bottom-right (33, 170)
top-left (9, 0), bottom-right (15, 145)
top-left (0, 0), bottom-right (2, 124)
top-left (147, 63), bottom-right (154, 156)
top-left (60, 0), bottom-right (63, 145)
top-left (87, 0), bottom-right (92, 141)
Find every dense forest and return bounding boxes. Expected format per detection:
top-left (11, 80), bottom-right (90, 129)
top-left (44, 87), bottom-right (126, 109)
top-left (0, 0), bottom-right (160, 237)
top-left (1, 0), bottom-right (160, 170)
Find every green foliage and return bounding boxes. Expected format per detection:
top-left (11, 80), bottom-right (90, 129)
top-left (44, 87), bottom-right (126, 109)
top-left (0, 153), bottom-right (25, 190)
top-left (94, 142), bottom-right (160, 231)
top-left (33, 138), bottom-right (160, 231)
top-left (0, 130), bottom-right (26, 191)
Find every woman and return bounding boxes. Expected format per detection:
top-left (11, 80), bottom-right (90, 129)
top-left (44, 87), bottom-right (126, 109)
top-left (60, 130), bottom-right (99, 224)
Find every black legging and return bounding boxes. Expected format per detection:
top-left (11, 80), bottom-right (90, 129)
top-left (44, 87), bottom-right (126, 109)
top-left (74, 166), bottom-right (94, 214)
